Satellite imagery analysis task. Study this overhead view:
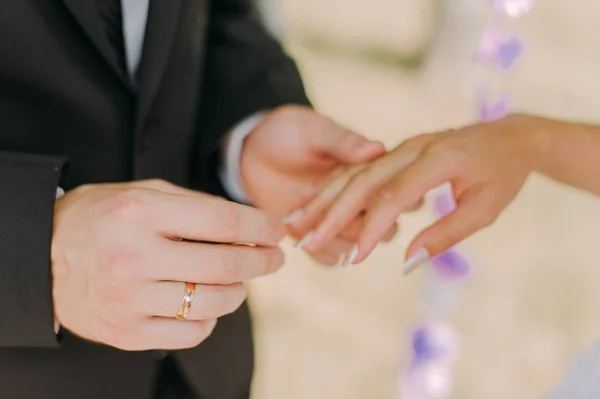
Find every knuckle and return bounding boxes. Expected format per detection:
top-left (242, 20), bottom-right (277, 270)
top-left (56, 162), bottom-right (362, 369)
top-left (349, 172), bottom-right (371, 191)
top-left (103, 249), bottom-right (144, 281)
top-left (339, 188), bottom-right (370, 212)
top-left (144, 178), bottom-right (169, 189)
top-left (378, 188), bottom-right (397, 202)
top-left (212, 208), bottom-right (241, 240)
top-left (96, 286), bottom-right (133, 323)
top-left (107, 189), bottom-right (150, 223)
top-left (404, 133), bottom-right (433, 149)
top-left (427, 140), bottom-right (463, 161)
top-left (218, 250), bottom-right (241, 282)
top-left (259, 216), bottom-right (285, 245)
top-left (425, 142), bottom-right (467, 175)
top-left (425, 139), bottom-right (450, 155)
top-left (349, 174), bottom-right (377, 202)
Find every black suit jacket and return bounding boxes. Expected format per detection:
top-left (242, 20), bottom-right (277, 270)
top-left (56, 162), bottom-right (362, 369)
top-left (0, 1), bottom-right (309, 398)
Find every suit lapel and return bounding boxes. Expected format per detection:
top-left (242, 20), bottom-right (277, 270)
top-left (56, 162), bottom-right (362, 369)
top-left (135, 1), bottom-right (184, 130)
top-left (61, 0), bottom-right (131, 87)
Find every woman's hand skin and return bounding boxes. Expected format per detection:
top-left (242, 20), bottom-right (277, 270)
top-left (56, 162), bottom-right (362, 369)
top-left (287, 114), bottom-right (551, 271)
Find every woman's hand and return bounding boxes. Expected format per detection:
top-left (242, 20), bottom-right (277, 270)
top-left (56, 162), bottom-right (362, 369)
top-left (286, 114), bottom-right (550, 271)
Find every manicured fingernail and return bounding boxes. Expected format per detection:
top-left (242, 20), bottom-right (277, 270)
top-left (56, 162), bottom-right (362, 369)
top-left (294, 231), bottom-right (314, 248)
top-left (342, 244), bottom-right (359, 267)
top-left (282, 209), bottom-right (303, 224)
top-left (403, 248), bottom-right (430, 276)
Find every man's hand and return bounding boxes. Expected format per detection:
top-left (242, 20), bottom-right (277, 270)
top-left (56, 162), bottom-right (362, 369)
top-left (239, 105), bottom-right (397, 265)
top-left (51, 179), bottom-right (285, 351)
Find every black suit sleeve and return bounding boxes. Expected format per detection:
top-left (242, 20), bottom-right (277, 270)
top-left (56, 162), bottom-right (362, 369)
top-left (0, 151), bottom-right (66, 347)
top-left (193, 0), bottom-right (311, 197)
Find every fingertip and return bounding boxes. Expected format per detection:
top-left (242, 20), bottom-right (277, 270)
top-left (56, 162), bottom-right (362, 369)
top-left (294, 230), bottom-right (314, 249)
top-left (268, 217), bottom-right (287, 245)
top-left (353, 141), bottom-right (386, 161)
top-left (408, 218), bottom-right (460, 260)
top-left (300, 233), bottom-right (322, 253)
top-left (302, 226), bottom-right (335, 254)
top-left (352, 236), bottom-right (378, 264)
top-left (350, 249), bottom-right (368, 265)
top-left (403, 246), bottom-right (430, 276)
top-left (370, 140), bottom-right (387, 154)
top-left (282, 208), bottom-right (304, 225)
top-left (341, 243), bottom-right (359, 266)
top-left (355, 207), bottom-right (401, 261)
top-left (405, 235), bottom-right (430, 260)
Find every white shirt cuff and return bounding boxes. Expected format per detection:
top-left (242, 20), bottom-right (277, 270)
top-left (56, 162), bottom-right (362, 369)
top-left (218, 112), bottom-right (266, 205)
top-left (54, 187), bottom-right (65, 335)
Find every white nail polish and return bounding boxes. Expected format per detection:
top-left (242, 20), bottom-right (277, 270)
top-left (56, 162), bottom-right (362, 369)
top-left (342, 244), bottom-right (359, 267)
top-left (403, 248), bottom-right (430, 276)
top-left (282, 209), bottom-right (303, 224)
top-left (294, 231), bottom-right (314, 248)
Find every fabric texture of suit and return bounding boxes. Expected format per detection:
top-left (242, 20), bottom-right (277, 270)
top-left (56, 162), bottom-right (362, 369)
top-left (0, 0), bottom-right (309, 398)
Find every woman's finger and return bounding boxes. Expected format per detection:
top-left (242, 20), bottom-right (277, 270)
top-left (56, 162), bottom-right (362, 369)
top-left (304, 149), bottom-right (420, 253)
top-left (336, 217), bottom-right (399, 243)
top-left (284, 165), bottom-right (365, 238)
top-left (310, 251), bottom-right (341, 266)
top-left (309, 237), bottom-right (355, 266)
top-left (350, 155), bottom-right (452, 264)
top-left (403, 189), bottom-right (500, 275)
top-left (323, 236), bottom-right (354, 256)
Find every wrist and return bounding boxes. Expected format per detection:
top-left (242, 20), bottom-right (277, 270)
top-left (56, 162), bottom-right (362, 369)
top-left (506, 113), bottom-right (554, 172)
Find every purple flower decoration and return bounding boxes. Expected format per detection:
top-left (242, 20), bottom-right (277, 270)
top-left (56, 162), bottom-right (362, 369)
top-left (490, 0), bottom-right (536, 18)
top-left (497, 36), bottom-right (524, 69)
top-left (477, 92), bottom-right (509, 122)
top-left (399, 366), bottom-right (453, 399)
top-left (411, 327), bottom-right (443, 366)
top-left (477, 26), bottom-right (524, 70)
top-left (408, 324), bottom-right (460, 369)
top-left (431, 250), bottom-right (471, 280)
top-left (400, 324), bottom-right (460, 398)
top-left (431, 192), bottom-right (471, 280)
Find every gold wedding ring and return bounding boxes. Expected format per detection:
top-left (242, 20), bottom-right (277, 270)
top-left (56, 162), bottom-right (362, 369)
top-left (175, 282), bottom-right (196, 320)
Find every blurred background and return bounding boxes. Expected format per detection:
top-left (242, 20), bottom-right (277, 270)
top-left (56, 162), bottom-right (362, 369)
top-left (248, 1), bottom-right (600, 398)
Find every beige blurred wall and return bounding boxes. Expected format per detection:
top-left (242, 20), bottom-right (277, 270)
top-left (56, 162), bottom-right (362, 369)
top-left (250, 1), bottom-right (600, 398)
